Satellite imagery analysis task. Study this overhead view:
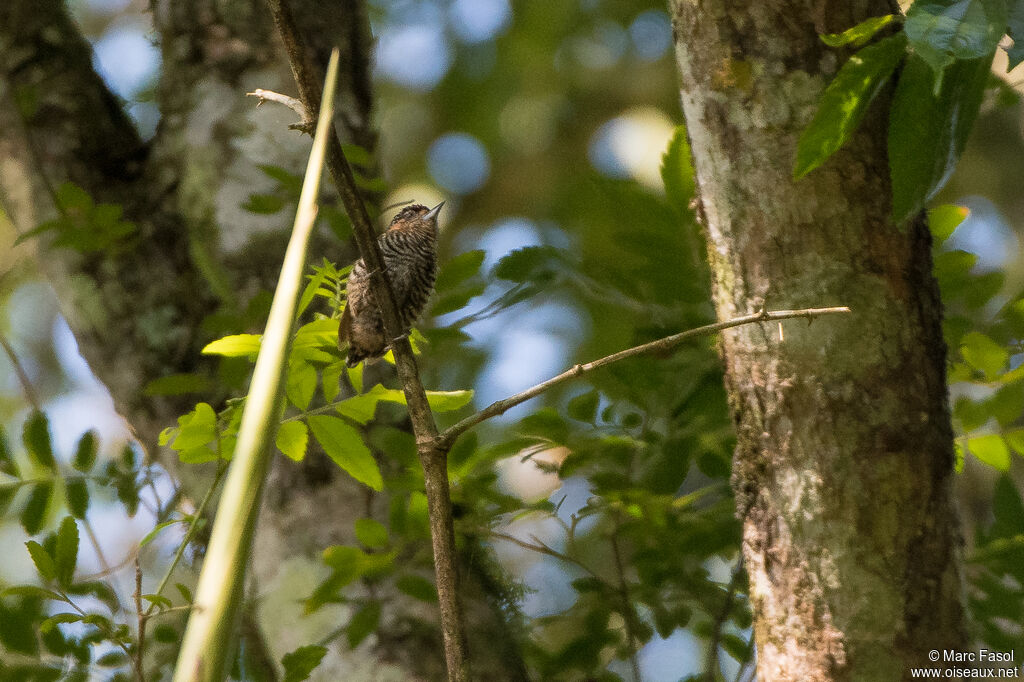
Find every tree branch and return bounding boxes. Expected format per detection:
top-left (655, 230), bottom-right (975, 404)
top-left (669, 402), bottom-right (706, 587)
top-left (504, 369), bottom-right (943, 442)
top-left (264, 2), bottom-right (469, 679)
top-left (437, 306), bottom-right (851, 449)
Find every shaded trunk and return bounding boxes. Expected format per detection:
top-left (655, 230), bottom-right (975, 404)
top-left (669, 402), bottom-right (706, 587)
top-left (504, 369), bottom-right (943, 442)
top-left (668, 1), bottom-right (967, 679)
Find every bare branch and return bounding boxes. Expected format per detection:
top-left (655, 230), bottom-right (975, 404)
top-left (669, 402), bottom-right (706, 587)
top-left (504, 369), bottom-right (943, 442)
top-left (264, 2), bottom-right (469, 679)
top-left (247, 89), bottom-right (311, 127)
top-left (437, 306), bottom-right (851, 449)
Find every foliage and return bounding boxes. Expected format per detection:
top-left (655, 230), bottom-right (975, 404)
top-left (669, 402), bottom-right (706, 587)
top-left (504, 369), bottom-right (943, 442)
top-left (796, 6), bottom-right (1023, 221)
top-left (2, 0), bottom-right (1024, 680)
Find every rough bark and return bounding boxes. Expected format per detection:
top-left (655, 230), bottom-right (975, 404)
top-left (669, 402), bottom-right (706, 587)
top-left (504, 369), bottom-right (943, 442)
top-left (0, 1), bottom-right (521, 678)
top-left (668, 1), bottom-right (967, 680)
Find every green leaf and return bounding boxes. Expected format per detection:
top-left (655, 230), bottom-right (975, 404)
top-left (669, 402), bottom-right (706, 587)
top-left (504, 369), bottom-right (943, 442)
top-left (435, 250), bottom-right (486, 292)
top-left (1004, 428), bottom-right (1024, 456)
top-left (889, 53), bottom-right (991, 222)
top-left (968, 434), bottom-right (1011, 470)
top-left (54, 517), bottom-right (79, 588)
top-left (354, 518), bottom-right (388, 549)
top-left (0, 426), bottom-right (13, 475)
top-left (259, 164), bottom-right (303, 195)
top-left (347, 364), bottom-right (363, 394)
top-left (928, 204), bottom-right (970, 243)
top-left (307, 416), bottom-right (383, 491)
top-left (40, 612), bottom-right (84, 632)
top-left (276, 421), bottom-right (309, 462)
top-left (395, 574), bottom-right (438, 603)
top-left (905, 0), bottom-right (1006, 75)
top-left (2, 584), bottom-right (64, 600)
top-left (660, 125), bottom-right (695, 211)
top-left (282, 645), bottom-right (328, 682)
top-left (23, 411), bottom-right (56, 470)
top-left (72, 431), bottom-right (98, 473)
top-left (242, 193), bottom-right (286, 214)
top-left (65, 479), bottom-right (89, 519)
top-left (297, 268), bottom-right (328, 318)
top-left (340, 143), bottom-right (372, 166)
top-left (139, 519), bottom-right (186, 548)
top-left (170, 403), bottom-right (218, 452)
top-left (201, 334), bottom-right (262, 358)
top-left (292, 318), bottom-right (339, 354)
top-left (322, 360), bottom-right (345, 403)
top-left (25, 540), bottom-right (56, 581)
top-left (960, 331), bottom-right (1008, 380)
top-left (820, 15), bottom-right (897, 48)
top-left (426, 390), bottom-right (474, 412)
top-left (142, 593), bottom-right (173, 611)
top-left (55, 182), bottom-right (92, 211)
top-left (21, 482), bottom-right (53, 534)
top-left (336, 384), bottom-right (403, 423)
top-left (794, 34), bottom-right (907, 179)
top-left (567, 391), bottom-right (600, 422)
top-left (143, 374), bottom-right (211, 397)
top-left (286, 360), bottom-right (317, 411)
top-left (492, 245), bottom-right (567, 282)
top-left (346, 601), bottom-right (381, 648)
top-left (1007, 0), bottom-right (1024, 68)
top-left (431, 285), bottom-right (486, 316)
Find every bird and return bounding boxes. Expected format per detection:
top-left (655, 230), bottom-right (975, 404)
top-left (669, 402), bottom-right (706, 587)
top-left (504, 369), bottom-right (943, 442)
top-left (338, 201), bottom-right (443, 367)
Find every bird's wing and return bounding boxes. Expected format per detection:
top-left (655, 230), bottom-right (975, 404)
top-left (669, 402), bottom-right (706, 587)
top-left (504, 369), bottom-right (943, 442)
top-left (337, 302), bottom-right (352, 346)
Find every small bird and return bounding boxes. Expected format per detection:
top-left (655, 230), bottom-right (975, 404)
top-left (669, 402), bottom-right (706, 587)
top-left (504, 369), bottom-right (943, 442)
top-left (339, 202), bottom-right (443, 367)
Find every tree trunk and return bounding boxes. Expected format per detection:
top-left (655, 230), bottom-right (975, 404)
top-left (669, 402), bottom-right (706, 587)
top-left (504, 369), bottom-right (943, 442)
top-left (668, 1), bottom-right (967, 680)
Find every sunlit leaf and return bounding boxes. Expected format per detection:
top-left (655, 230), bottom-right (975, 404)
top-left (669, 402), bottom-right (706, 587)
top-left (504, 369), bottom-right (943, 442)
top-left (795, 34), bottom-right (906, 179)
top-left (928, 204), bottom-right (970, 244)
top-left (201, 334), bottom-right (262, 358)
top-left (307, 416), bottom-right (382, 491)
top-left (661, 125), bottom-right (695, 211)
top-left (968, 434), bottom-right (1011, 470)
top-left (286, 360), bottom-right (317, 411)
top-left (276, 421), bottom-right (309, 462)
top-left (820, 15), bottom-right (897, 47)
top-left (960, 331), bottom-right (1008, 380)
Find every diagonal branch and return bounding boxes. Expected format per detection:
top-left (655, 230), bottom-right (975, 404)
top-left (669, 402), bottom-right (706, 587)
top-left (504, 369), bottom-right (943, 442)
top-left (264, 2), bottom-right (469, 679)
top-left (437, 306), bottom-right (851, 449)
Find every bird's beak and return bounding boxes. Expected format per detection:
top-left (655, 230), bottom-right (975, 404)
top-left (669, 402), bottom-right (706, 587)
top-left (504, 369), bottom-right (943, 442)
top-left (424, 201), bottom-right (445, 221)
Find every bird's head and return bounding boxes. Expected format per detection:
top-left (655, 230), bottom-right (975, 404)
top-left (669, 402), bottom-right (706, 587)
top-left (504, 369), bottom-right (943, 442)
top-left (387, 201), bottom-right (444, 235)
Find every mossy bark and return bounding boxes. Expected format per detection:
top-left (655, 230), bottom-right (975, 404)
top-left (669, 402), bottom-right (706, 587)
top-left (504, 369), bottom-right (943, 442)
top-left (668, 1), bottom-right (967, 680)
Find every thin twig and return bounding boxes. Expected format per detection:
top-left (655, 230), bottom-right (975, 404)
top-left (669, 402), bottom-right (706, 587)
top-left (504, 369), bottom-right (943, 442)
top-left (247, 89), bottom-right (308, 120)
top-left (263, 2), bottom-right (468, 679)
top-left (488, 530), bottom-right (598, 577)
top-left (437, 306), bottom-right (851, 449)
top-left (0, 333), bottom-right (42, 409)
top-left (147, 460), bottom-right (228, 611)
top-left (704, 557), bottom-right (746, 682)
top-left (610, 523), bottom-right (642, 682)
top-left (135, 559), bottom-right (147, 682)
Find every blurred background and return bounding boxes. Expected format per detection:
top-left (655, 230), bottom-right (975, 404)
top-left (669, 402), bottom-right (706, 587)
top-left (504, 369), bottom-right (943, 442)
top-left (2, 0), bottom-right (1024, 680)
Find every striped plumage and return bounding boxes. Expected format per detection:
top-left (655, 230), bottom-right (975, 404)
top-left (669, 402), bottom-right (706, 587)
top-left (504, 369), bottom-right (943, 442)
top-left (338, 202), bottom-right (442, 367)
